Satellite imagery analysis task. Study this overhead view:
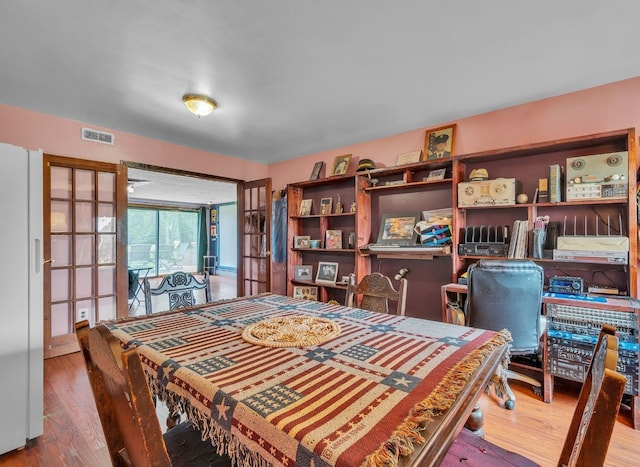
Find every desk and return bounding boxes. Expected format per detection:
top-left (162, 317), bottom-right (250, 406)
top-left (441, 282), bottom-right (640, 429)
top-left (127, 266), bottom-right (152, 311)
top-left (107, 294), bottom-right (508, 466)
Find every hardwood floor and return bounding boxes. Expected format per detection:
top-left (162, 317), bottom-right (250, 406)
top-left (2, 349), bottom-right (638, 466)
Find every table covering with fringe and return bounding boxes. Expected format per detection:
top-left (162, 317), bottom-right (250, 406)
top-left (107, 294), bottom-right (509, 467)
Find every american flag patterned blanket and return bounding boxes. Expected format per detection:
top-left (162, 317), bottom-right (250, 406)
top-left (107, 294), bottom-right (509, 467)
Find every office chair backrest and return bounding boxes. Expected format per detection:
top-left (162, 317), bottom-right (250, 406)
top-left (466, 259), bottom-right (544, 354)
top-left (144, 271), bottom-right (211, 314)
top-left (75, 320), bottom-right (172, 466)
top-left (345, 272), bottom-right (408, 316)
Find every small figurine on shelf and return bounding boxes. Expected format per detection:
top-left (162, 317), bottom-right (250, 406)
top-left (335, 194), bottom-right (343, 213)
top-left (350, 201), bottom-right (356, 212)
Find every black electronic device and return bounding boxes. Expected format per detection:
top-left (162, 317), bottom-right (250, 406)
top-left (457, 225), bottom-right (509, 256)
top-left (546, 301), bottom-right (639, 396)
top-left (548, 276), bottom-right (585, 295)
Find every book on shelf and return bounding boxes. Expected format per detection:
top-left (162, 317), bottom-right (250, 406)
top-left (508, 220), bottom-right (529, 258)
top-left (548, 164), bottom-right (562, 203)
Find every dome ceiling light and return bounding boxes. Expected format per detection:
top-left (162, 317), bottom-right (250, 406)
top-left (182, 94), bottom-right (217, 117)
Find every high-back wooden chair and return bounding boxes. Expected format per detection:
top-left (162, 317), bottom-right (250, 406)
top-left (143, 271), bottom-right (211, 314)
top-left (75, 320), bottom-right (231, 467)
top-left (345, 272), bottom-right (408, 316)
top-left (442, 324), bottom-right (626, 467)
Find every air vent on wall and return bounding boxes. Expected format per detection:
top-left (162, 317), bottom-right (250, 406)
top-left (81, 127), bottom-right (115, 145)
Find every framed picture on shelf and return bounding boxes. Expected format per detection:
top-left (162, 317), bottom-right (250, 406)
top-left (316, 261), bottom-right (339, 285)
top-left (395, 149), bottom-right (422, 166)
top-left (294, 265), bottom-right (313, 281)
top-left (320, 197), bottom-right (333, 215)
top-left (425, 168), bottom-right (447, 181)
top-left (330, 154), bottom-right (352, 176)
top-left (299, 199), bottom-right (313, 216)
top-left (294, 235), bottom-right (311, 249)
top-left (325, 229), bottom-right (342, 249)
top-left (293, 286), bottom-right (318, 300)
top-left (424, 124), bottom-right (456, 160)
top-left (309, 161), bottom-right (324, 180)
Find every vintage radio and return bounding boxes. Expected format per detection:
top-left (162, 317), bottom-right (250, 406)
top-left (565, 151), bottom-right (628, 201)
top-left (548, 276), bottom-right (585, 295)
top-left (457, 178), bottom-right (519, 207)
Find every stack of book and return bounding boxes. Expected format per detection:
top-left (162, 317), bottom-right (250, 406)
top-left (508, 220), bottom-right (529, 258)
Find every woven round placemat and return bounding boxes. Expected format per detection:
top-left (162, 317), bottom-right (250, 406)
top-left (241, 315), bottom-right (341, 347)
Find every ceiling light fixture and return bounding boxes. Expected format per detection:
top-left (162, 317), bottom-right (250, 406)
top-left (182, 94), bottom-right (217, 117)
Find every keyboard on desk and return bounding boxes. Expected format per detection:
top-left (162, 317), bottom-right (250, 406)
top-left (364, 243), bottom-right (445, 252)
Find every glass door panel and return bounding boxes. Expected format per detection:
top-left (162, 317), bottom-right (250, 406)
top-left (45, 156), bottom-right (126, 358)
top-left (241, 179), bottom-right (271, 296)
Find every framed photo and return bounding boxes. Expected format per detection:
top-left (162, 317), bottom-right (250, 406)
top-left (294, 265), bottom-right (313, 281)
top-left (294, 235), bottom-right (311, 249)
top-left (325, 230), bottom-right (342, 249)
top-left (376, 212), bottom-right (421, 245)
top-left (330, 154), bottom-right (352, 176)
top-left (293, 286), bottom-right (318, 300)
top-left (396, 149), bottom-right (422, 166)
top-left (309, 161), bottom-right (324, 180)
top-left (210, 209), bottom-right (217, 223)
top-left (210, 225), bottom-right (217, 236)
top-left (316, 261), bottom-right (339, 285)
top-left (425, 168), bottom-right (447, 181)
top-left (424, 124), bottom-right (456, 160)
top-left (299, 199), bottom-right (313, 216)
top-left (320, 197), bottom-right (333, 215)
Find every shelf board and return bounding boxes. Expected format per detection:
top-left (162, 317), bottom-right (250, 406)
top-left (459, 198), bottom-right (627, 210)
top-left (291, 279), bottom-right (348, 290)
top-left (459, 255), bottom-right (628, 266)
top-left (364, 178), bottom-right (452, 192)
top-left (292, 248), bottom-right (355, 253)
top-left (290, 212), bottom-right (356, 220)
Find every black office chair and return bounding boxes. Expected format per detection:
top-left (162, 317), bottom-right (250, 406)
top-left (465, 259), bottom-right (545, 410)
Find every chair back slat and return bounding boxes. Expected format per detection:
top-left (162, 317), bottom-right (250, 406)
top-left (76, 320), bottom-right (172, 466)
top-left (558, 326), bottom-right (626, 467)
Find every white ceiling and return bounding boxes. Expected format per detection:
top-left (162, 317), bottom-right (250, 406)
top-left (2, 1), bottom-right (640, 168)
top-left (127, 167), bottom-right (237, 205)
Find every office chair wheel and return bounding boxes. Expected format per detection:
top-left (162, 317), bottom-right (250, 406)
top-left (505, 399), bottom-right (515, 410)
top-left (533, 386), bottom-right (542, 397)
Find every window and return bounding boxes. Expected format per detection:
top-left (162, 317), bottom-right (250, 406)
top-left (128, 207), bottom-right (201, 276)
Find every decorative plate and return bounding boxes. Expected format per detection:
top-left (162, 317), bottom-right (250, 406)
top-left (241, 315), bottom-right (341, 348)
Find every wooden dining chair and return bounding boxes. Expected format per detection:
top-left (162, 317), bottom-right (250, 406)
top-left (143, 271), bottom-right (211, 314)
top-left (441, 324), bottom-right (626, 467)
top-left (75, 320), bottom-right (231, 467)
top-left (345, 272), bottom-right (408, 316)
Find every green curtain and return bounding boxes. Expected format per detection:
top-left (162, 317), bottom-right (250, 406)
top-left (197, 207), bottom-right (207, 272)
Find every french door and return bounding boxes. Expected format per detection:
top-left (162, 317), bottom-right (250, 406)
top-left (240, 178), bottom-right (272, 296)
top-left (44, 155), bottom-right (127, 358)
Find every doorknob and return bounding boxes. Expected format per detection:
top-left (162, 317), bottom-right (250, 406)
top-left (43, 258), bottom-right (53, 264)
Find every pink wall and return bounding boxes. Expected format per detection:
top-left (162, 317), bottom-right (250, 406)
top-left (0, 104), bottom-right (267, 181)
top-left (268, 76), bottom-right (640, 190)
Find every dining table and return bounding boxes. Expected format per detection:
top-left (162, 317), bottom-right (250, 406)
top-left (106, 293), bottom-right (510, 467)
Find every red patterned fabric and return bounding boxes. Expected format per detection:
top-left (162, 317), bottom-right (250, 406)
top-left (108, 294), bottom-right (508, 467)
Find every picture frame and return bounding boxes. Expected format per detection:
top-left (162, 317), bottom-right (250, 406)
top-left (309, 161), bottom-right (324, 180)
top-left (294, 235), bottom-right (311, 249)
top-left (424, 124), bottom-right (456, 160)
top-left (293, 286), bottom-right (318, 300)
top-left (320, 197), bottom-right (333, 215)
top-left (330, 154), bottom-right (352, 176)
top-left (376, 212), bottom-right (421, 245)
top-left (294, 265), bottom-right (313, 281)
top-left (316, 261), bottom-right (339, 285)
top-left (395, 149), bottom-right (422, 166)
top-left (325, 229), bottom-right (342, 249)
top-left (425, 168), bottom-right (447, 181)
top-left (299, 199), bottom-right (313, 216)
